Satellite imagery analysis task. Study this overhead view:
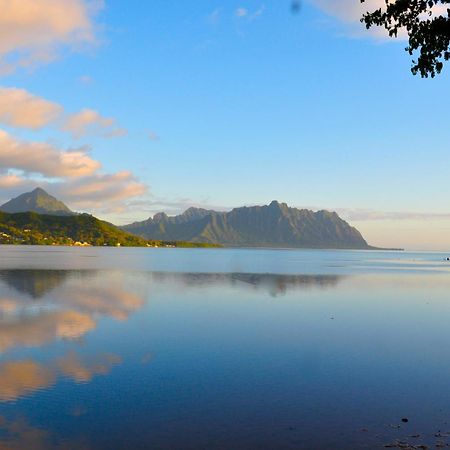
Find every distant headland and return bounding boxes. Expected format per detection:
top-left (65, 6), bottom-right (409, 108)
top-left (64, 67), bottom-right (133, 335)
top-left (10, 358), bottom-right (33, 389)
top-left (123, 200), bottom-right (400, 250)
top-left (0, 188), bottom-right (401, 250)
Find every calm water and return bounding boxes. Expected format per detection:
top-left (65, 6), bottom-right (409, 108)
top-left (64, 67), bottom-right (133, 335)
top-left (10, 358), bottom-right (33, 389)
top-left (1, 246), bottom-right (450, 449)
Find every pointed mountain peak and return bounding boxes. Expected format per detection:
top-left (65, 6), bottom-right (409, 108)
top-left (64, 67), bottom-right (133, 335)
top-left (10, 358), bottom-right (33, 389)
top-left (31, 186), bottom-right (48, 194)
top-left (0, 188), bottom-right (73, 216)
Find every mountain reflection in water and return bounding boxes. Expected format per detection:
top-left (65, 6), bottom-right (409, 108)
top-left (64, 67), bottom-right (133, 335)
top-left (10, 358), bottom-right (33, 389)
top-left (0, 269), bottom-right (71, 299)
top-left (0, 269), bottom-right (149, 449)
top-left (149, 272), bottom-right (343, 296)
top-left (0, 270), bottom-right (341, 398)
top-left (0, 271), bottom-right (144, 353)
top-left (7, 264), bottom-right (449, 449)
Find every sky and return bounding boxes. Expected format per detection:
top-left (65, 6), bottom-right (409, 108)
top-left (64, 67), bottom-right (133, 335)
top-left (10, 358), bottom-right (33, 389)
top-left (0, 0), bottom-right (449, 251)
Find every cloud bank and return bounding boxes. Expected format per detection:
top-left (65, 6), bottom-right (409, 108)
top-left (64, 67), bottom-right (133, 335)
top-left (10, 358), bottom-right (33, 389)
top-left (0, 87), bottom-right (127, 139)
top-left (0, 130), bottom-right (147, 212)
top-left (308, 0), bottom-right (406, 39)
top-left (310, 0), bottom-right (385, 23)
top-left (0, 87), bottom-right (62, 129)
top-left (0, 130), bottom-right (100, 178)
top-left (337, 208), bottom-right (450, 222)
top-left (63, 108), bottom-right (127, 139)
top-left (0, 0), bottom-right (103, 74)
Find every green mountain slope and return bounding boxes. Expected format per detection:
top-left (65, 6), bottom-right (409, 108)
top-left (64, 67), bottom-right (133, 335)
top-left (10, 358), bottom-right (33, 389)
top-left (123, 201), bottom-right (372, 249)
top-left (0, 187), bottom-right (73, 216)
top-left (0, 211), bottom-right (221, 248)
top-left (0, 211), bottom-right (151, 246)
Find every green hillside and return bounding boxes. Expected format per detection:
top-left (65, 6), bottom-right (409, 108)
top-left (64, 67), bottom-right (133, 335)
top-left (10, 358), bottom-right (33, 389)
top-left (0, 211), bottom-right (219, 248)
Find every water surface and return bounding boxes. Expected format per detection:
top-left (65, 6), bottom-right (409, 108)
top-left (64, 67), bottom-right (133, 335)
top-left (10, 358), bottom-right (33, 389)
top-left (0, 246), bottom-right (450, 449)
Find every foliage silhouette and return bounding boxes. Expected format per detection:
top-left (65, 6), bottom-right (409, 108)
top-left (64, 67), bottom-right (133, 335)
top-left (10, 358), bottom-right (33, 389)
top-left (361, 0), bottom-right (450, 77)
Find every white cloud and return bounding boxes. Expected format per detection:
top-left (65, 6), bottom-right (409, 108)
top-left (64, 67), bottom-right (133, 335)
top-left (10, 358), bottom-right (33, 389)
top-left (310, 0), bottom-right (383, 23)
top-left (0, 87), bottom-right (62, 129)
top-left (0, 172), bottom-right (148, 215)
top-left (0, 130), bottom-right (100, 178)
top-left (0, 172), bottom-right (26, 188)
top-left (58, 171), bottom-right (148, 211)
top-left (63, 108), bottom-right (128, 139)
top-left (0, 129), bottom-right (147, 213)
top-left (0, 87), bottom-right (127, 139)
top-left (314, 0), bottom-right (448, 40)
top-left (0, 0), bottom-right (103, 74)
top-left (308, 0), bottom-right (407, 39)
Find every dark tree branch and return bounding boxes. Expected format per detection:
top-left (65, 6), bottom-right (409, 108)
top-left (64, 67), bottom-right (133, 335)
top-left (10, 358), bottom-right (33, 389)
top-left (361, 0), bottom-right (450, 77)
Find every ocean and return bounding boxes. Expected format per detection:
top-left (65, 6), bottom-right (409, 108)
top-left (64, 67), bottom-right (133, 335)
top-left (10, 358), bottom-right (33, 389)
top-left (0, 246), bottom-right (449, 449)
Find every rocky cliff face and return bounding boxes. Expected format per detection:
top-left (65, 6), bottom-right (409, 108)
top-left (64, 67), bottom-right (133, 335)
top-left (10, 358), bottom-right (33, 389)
top-left (123, 201), bottom-right (370, 249)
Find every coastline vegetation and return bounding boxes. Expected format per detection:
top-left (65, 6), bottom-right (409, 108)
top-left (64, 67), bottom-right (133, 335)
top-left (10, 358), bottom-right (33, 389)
top-left (0, 211), bottom-right (221, 248)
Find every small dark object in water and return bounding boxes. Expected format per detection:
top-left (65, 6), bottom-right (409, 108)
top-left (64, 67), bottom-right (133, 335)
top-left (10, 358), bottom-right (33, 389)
top-left (401, 417), bottom-right (409, 423)
top-left (434, 431), bottom-right (450, 437)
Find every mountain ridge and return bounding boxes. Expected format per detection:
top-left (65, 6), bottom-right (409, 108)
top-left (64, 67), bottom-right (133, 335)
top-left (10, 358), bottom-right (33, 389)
top-left (123, 201), bottom-right (377, 249)
top-left (0, 190), bottom-right (397, 250)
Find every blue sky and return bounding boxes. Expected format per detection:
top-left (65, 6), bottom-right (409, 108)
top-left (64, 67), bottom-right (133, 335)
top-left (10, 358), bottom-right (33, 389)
top-left (0, 0), bottom-right (449, 250)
